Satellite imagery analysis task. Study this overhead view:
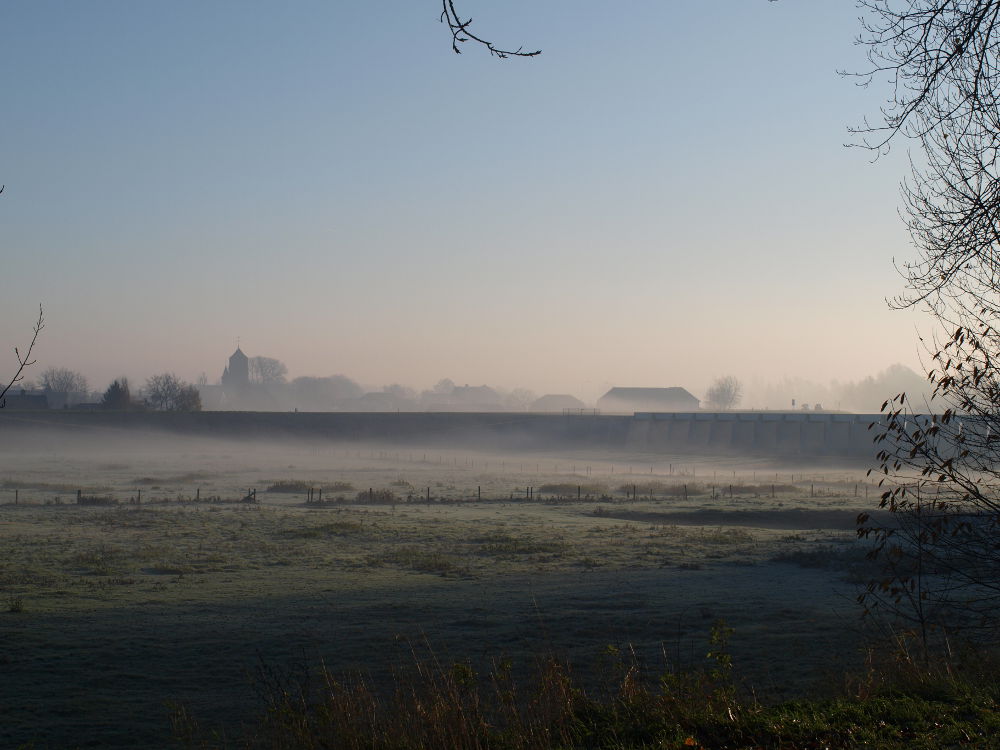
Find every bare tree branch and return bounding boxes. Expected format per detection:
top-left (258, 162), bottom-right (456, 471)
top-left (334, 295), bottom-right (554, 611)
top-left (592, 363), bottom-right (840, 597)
top-left (848, 2), bottom-right (1000, 645)
top-left (439, 0), bottom-right (540, 59)
top-left (0, 305), bottom-right (44, 409)
top-left (849, 1), bottom-right (1000, 153)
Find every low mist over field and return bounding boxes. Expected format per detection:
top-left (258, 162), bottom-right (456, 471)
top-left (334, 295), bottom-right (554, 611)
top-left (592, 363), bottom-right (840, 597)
top-left (0, 417), bottom-right (885, 746)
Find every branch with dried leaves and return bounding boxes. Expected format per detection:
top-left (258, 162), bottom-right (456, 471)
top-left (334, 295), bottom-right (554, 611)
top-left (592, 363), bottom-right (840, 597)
top-left (0, 305), bottom-right (44, 408)
top-left (861, 315), bottom-right (1000, 642)
top-left (851, 4), bottom-right (1000, 644)
top-left (439, 0), bottom-right (540, 59)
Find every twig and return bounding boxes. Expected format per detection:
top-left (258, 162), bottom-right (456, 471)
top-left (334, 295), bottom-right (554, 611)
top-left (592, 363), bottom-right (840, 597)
top-left (0, 305), bottom-right (44, 408)
top-left (439, 0), bottom-right (540, 58)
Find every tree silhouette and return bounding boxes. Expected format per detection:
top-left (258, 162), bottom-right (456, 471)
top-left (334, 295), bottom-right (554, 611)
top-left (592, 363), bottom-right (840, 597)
top-left (848, 1), bottom-right (1000, 643)
top-left (705, 376), bottom-right (743, 411)
top-left (249, 356), bottom-right (288, 385)
top-left (145, 373), bottom-right (202, 411)
top-left (101, 378), bottom-right (133, 410)
top-left (40, 366), bottom-right (88, 394)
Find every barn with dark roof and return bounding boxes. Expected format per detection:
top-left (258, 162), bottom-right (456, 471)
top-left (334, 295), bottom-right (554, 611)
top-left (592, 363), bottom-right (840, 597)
top-left (597, 387), bottom-right (699, 413)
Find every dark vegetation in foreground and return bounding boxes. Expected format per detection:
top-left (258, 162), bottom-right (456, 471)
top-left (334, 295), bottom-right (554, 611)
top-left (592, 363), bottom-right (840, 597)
top-left (174, 629), bottom-right (1000, 750)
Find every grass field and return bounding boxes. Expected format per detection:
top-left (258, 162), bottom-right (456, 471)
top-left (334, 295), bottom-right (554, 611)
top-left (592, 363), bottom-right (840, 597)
top-left (0, 430), bottom-right (886, 748)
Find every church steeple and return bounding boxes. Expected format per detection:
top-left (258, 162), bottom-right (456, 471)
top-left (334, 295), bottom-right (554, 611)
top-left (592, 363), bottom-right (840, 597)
top-left (221, 345), bottom-right (250, 387)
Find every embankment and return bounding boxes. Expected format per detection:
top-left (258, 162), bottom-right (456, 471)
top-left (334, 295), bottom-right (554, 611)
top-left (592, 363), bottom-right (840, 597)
top-left (0, 410), bottom-right (885, 457)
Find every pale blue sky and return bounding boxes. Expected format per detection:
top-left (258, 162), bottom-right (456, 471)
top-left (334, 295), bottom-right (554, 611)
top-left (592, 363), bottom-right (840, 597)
top-left (1, 1), bottom-right (924, 403)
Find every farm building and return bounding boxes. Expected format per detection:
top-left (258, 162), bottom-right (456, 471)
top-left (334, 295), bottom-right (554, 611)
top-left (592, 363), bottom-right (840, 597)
top-left (598, 387), bottom-right (699, 413)
top-left (1, 389), bottom-right (49, 409)
top-left (531, 394), bottom-right (586, 412)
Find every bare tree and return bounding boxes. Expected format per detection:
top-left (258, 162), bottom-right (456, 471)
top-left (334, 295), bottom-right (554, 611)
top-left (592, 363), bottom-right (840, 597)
top-left (848, 1), bottom-right (1000, 641)
top-left (144, 373), bottom-right (179, 410)
top-left (145, 373), bottom-right (202, 411)
top-left (439, 1), bottom-right (540, 58)
top-left (503, 387), bottom-right (536, 411)
top-left (40, 366), bottom-right (88, 394)
top-left (705, 376), bottom-right (742, 411)
top-left (173, 383), bottom-right (202, 412)
top-left (248, 356), bottom-right (288, 385)
top-left (0, 305), bottom-right (43, 408)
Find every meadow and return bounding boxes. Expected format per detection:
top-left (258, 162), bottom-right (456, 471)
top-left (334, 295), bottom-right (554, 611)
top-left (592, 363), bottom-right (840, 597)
top-left (0, 430), bottom-right (884, 748)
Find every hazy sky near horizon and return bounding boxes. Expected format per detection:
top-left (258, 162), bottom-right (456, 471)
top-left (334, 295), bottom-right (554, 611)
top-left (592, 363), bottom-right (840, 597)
top-left (1, 1), bottom-right (928, 403)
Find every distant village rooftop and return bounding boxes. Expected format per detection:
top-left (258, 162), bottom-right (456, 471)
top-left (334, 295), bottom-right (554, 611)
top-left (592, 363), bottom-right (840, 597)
top-left (597, 387), bottom-right (700, 413)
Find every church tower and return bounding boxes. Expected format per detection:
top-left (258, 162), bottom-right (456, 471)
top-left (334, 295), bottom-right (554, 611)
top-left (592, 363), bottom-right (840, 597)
top-left (221, 346), bottom-right (250, 387)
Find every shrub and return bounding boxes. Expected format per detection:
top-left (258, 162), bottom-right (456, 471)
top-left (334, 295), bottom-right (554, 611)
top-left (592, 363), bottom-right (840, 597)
top-left (77, 494), bottom-right (116, 506)
top-left (616, 482), bottom-right (708, 497)
top-left (355, 489), bottom-right (397, 504)
top-left (698, 527), bottom-right (755, 545)
top-left (537, 483), bottom-right (607, 497)
top-left (473, 532), bottom-right (568, 555)
top-left (174, 632), bottom-right (1000, 750)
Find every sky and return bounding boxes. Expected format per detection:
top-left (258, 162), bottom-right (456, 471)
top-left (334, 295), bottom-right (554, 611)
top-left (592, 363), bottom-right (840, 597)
top-left (1, 1), bottom-right (928, 404)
